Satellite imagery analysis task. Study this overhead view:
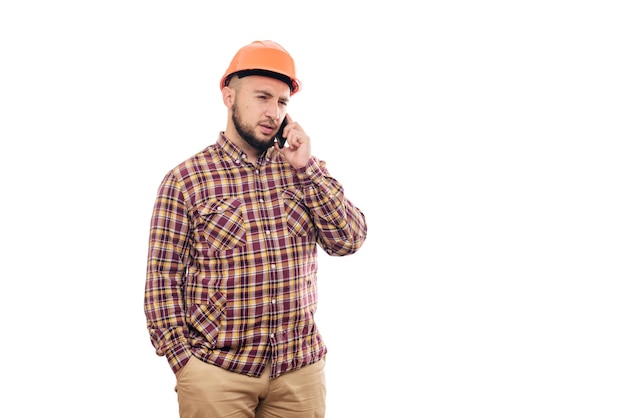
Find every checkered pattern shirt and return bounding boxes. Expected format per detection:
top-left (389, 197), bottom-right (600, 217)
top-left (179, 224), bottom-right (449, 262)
top-left (144, 134), bottom-right (367, 378)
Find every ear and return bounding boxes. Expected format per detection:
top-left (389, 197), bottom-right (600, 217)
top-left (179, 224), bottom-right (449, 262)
top-left (222, 86), bottom-right (234, 107)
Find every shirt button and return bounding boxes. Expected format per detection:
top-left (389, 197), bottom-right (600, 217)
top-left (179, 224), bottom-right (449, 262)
top-left (255, 169), bottom-right (260, 174)
top-left (270, 264), bottom-right (276, 269)
top-left (271, 299), bottom-right (276, 304)
top-left (265, 230), bottom-right (270, 235)
top-left (259, 198), bottom-right (264, 203)
top-left (270, 333), bottom-right (275, 338)
top-left (216, 206), bottom-right (223, 211)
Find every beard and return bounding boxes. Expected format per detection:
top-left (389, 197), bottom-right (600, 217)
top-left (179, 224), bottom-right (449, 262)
top-left (232, 103), bottom-right (274, 153)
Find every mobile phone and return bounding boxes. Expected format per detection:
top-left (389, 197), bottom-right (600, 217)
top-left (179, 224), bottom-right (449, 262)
top-left (274, 118), bottom-right (288, 148)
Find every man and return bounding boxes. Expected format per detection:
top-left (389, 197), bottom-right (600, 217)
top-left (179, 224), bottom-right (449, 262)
top-left (144, 40), bottom-right (367, 417)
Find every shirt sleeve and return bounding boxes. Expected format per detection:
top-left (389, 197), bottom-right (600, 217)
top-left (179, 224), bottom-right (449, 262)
top-left (144, 171), bottom-right (193, 374)
top-left (296, 157), bottom-right (368, 256)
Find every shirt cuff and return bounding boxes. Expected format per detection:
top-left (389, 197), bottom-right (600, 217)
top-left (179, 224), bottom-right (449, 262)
top-left (296, 157), bottom-right (324, 187)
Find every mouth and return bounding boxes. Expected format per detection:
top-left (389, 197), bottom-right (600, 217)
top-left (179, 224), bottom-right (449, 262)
top-left (259, 123), bottom-right (276, 136)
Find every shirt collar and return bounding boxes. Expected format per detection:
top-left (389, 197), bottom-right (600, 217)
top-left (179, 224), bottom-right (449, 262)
top-left (217, 133), bottom-right (281, 166)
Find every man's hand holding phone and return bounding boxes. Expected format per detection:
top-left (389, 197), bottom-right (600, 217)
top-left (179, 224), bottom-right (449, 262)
top-left (274, 114), bottom-right (311, 169)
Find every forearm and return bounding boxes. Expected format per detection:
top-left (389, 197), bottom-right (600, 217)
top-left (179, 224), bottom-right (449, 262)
top-left (297, 157), bottom-right (368, 255)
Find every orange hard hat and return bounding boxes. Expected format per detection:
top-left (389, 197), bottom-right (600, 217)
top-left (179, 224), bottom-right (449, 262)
top-left (220, 40), bottom-right (301, 95)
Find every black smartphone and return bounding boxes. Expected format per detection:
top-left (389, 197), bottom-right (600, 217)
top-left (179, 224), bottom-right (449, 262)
top-left (274, 118), bottom-right (288, 148)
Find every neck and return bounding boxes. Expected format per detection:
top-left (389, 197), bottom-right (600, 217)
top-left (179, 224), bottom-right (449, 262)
top-left (224, 127), bottom-right (263, 160)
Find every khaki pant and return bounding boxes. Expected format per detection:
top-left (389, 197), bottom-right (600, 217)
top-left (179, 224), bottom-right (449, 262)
top-left (175, 356), bottom-right (326, 418)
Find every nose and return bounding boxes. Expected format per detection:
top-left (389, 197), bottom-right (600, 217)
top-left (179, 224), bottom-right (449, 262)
top-left (265, 101), bottom-right (281, 121)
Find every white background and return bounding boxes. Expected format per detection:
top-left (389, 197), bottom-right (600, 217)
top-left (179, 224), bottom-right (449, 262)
top-left (1, 1), bottom-right (625, 417)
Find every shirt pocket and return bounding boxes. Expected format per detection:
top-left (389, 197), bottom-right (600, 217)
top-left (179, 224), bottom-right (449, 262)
top-left (198, 197), bottom-right (247, 252)
top-left (282, 188), bottom-right (313, 237)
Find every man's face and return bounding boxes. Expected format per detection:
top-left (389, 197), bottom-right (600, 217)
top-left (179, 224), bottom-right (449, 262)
top-left (230, 76), bottom-right (291, 153)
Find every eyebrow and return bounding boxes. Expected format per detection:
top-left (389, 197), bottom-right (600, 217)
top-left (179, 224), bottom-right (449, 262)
top-left (254, 89), bottom-right (290, 103)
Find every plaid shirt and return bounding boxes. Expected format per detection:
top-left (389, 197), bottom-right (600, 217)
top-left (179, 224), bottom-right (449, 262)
top-left (144, 134), bottom-right (367, 378)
